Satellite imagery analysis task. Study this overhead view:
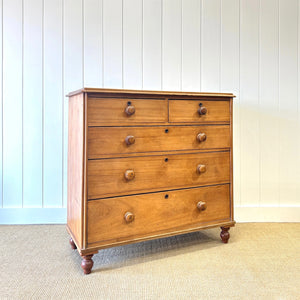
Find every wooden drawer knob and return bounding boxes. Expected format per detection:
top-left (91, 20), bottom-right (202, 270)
top-left (125, 135), bottom-right (135, 145)
top-left (124, 169), bottom-right (135, 181)
top-left (125, 105), bottom-right (135, 116)
top-left (124, 212), bottom-right (135, 223)
top-left (198, 106), bottom-right (207, 115)
top-left (197, 201), bottom-right (207, 211)
top-left (197, 132), bottom-right (207, 142)
top-left (197, 164), bottom-right (206, 174)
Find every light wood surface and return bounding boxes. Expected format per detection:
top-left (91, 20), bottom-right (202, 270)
top-left (87, 184), bottom-right (230, 245)
top-left (230, 98), bottom-right (234, 220)
top-left (88, 151), bottom-right (230, 199)
top-left (169, 100), bottom-right (230, 123)
top-left (67, 93), bottom-right (85, 249)
top-left (67, 87), bottom-right (235, 98)
top-left (87, 98), bottom-right (168, 125)
top-left (67, 88), bottom-right (235, 273)
top-left (88, 125), bottom-right (230, 158)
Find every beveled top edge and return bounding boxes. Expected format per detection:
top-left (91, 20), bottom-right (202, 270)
top-left (66, 87), bottom-right (235, 98)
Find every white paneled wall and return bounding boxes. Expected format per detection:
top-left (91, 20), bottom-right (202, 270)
top-left (0, 0), bottom-right (299, 224)
top-left (44, 0), bottom-right (63, 208)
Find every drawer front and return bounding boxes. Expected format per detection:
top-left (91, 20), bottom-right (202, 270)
top-left (87, 184), bottom-right (231, 245)
top-left (88, 151), bottom-right (230, 199)
top-left (87, 98), bottom-right (168, 125)
top-left (88, 125), bottom-right (230, 158)
top-left (169, 100), bottom-right (230, 123)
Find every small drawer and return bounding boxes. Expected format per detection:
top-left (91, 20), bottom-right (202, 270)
top-left (87, 184), bottom-right (231, 245)
top-left (87, 98), bottom-right (168, 125)
top-left (88, 125), bottom-right (231, 158)
top-left (88, 151), bottom-right (230, 199)
top-left (169, 100), bottom-right (230, 123)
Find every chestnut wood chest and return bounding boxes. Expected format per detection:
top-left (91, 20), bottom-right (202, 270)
top-left (66, 88), bottom-right (236, 274)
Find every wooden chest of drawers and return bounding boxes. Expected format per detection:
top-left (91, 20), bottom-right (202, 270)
top-left (66, 88), bottom-right (236, 274)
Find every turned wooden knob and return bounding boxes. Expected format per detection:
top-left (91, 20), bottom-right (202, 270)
top-left (125, 105), bottom-right (135, 116)
top-left (197, 132), bottom-right (207, 142)
top-left (124, 212), bottom-right (135, 223)
top-left (198, 106), bottom-right (207, 115)
top-left (197, 201), bottom-right (207, 211)
top-left (197, 164), bottom-right (206, 174)
top-left (124, 169), bottom-right (135, 181)
top-left (125, 135), bottom-right (135, 145)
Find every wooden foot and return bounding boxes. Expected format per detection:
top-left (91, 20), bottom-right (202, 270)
top-left (220, 227), bottom-right (230, 243)
top-left (80, 254), bottom-right (94, 274)
top-left (69, 238), bottom-right (77, 250)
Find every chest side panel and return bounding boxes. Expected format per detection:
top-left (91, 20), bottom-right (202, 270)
top-left (67, 93), bottom-right (85, 249)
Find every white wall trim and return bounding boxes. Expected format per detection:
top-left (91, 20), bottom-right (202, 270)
top-left (0, 208), bottom-right (67, 224)
top-left (0, 207), bottom-right (299, 225)
top-left (234, 206), bottom-right (300, 222)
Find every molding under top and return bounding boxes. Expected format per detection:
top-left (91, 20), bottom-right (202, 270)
top-left (67, 87), bottom-right (236, 98)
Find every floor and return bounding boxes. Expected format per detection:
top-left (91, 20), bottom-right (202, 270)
top-left (0, 223), bottom-right (299, 299)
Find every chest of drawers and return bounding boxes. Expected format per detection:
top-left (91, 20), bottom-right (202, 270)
top-left (66, 88), bottom-right (236, 274)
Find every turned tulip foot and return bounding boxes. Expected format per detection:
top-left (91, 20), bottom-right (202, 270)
top-left (69, 238), bottom-right (77, 250)
top-left (220, 227), bottom-right (230, 243)
top-left (81, 254), bottom-right (94, 274)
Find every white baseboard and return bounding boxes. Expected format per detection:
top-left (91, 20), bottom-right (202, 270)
top-left (0, 208), bottom-right (67, 224)
top-left (0, 207), bottom-right (299, 224)
top-left (234, 206), bottom-right (300, 222)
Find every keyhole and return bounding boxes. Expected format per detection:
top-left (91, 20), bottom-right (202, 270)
top-left (165, 194), bottom-right (169, 199)
top-left (165, 129), bottom-right (169, 133)
top-left (127, 101), bottom-right (132, 105)
top-left (165, 158), bottom-right (168, 162)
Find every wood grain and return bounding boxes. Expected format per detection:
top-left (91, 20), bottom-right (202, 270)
top-left (169, 100), bottom-right (230, 123)
top-left (88, 125), bottom-right (230, 158)
top-left (220, 226), bottom-right (230, 243)
top-left (81, 221), bottom-right (236, 254)
top-left (87, 184), bottom-right (230, 245)
top-left (80, 254), bottom-right (94, 274)
top-left (230, 98), bottom-right (234, 220)
top-left (88, 151), bottom-right (230, 199)
top-left (67, 87), bottom-right (235, 98)
top-left (87, 98), bottom-right (168, 125)
top-left (66, 88), bottom-right (235, 272)
top-left (67, 93), bottom-right (85, 249)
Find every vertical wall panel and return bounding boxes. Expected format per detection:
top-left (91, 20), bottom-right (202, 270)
top-left (44, 0), bottom-right (63, 207)
top-left (220, 0), bottom-right (240, 205)
top-left (63, 0), bottom-right (83, 207)
top-left (123, 0), bottom-right (142, 89)
top-left (64, 0), bottom-right (83, 93)
top-left (162, 0), bottom-right (181, 91)
top-left (201, 0), bottom-right (220, 91)
top-left (221, 0), bottom-right (239, 93)
top-left (23, 0), bottom-right (43, 207)
top-left (182, 0), bottom-right (200, 92)
top-left (2, 0), bottom-right (23, 207)
top-left (103, 0), bottom-right (122, 88)
top-left (240, 0), bottom-right (260, 206)
top-left (84, 0), bottom-right (102, 87)
top-left (279, 0), bottom-right (298, 205)
top-left (143, 0), bottom-right (161, 90)
top-left (260, 0), bottom-right (279, 205)
top-left (0, 0), bottom-right (3, 207)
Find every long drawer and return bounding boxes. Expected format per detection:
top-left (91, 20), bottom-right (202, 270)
top-left (88, 98), bottom-right (168, 125)
top-left (88, 151), bottom-right (230, 199)
top-left (88, 125), bottom-right (230, 158)
top-left (87, 184), bottom-right (231, 245)
top-left (169, 100), bottom-right (230, 123)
